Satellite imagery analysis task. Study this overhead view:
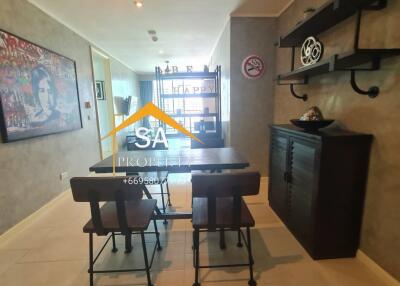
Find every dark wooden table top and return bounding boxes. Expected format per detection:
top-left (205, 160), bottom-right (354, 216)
top-left (89, 147), bottom-right (249, 173)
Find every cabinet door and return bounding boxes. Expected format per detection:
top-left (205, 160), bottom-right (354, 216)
top-left (288, 137), bottom-right (317, 250)
top-left (268, 131), bottom-right (289, 221)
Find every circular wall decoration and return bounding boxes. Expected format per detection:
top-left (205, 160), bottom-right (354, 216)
top-left (301, 36), bottom-right (323, 66)
top-left (241, 55), bottom-right (265, 79)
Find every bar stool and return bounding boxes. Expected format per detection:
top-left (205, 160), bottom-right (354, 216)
top-left (70, 176), bottom-right (162, 286)
top-left (191, 172), bottom-right (260, 286)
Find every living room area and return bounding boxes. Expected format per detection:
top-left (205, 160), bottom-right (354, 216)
top-left (0, 1), bottom-right (399, 286)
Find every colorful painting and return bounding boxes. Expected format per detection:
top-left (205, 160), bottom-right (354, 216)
top-left (0, 29), bottom-right (82, 142)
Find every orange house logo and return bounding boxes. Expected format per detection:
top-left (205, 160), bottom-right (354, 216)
top-left (101, 102), bottom-right (203, 174)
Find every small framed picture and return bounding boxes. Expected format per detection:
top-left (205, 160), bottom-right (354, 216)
top-left (95, 80), bottom-right (105, 100)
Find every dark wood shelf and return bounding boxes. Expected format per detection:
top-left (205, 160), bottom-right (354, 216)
top-left (168, 113), bottom-right (218, 118)
top-left (277, 49), bottom-right (400, 81)
top-left (159, 72), bottom-right (217, 79)
top-left (279, 0), bottom-right (380, 47)
top-left (160, 93), bottom-right (217, 98)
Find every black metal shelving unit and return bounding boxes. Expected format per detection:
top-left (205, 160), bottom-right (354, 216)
top-left (155, 66), bottom-right (222, 138)
top-left (277, 0), bottom-right (400, 100)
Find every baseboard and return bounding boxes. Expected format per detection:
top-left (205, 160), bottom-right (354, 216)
top-left (356, 250), bottom-right (400, 286)
top-left (0, 190), bottom-right (69, 247)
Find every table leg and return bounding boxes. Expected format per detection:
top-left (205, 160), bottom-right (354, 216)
top-left (142, 185), bottom-right (162, 216)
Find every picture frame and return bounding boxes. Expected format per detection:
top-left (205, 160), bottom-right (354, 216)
top-left (95, 80), bottom-right (105, 100)
top-left (0, 29), bottom-right (82, 142)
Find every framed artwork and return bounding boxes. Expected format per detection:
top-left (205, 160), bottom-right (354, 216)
top-left (0, 29), bottom-right (82, 142)
top-left (95, 80), bottom-right (105, 100)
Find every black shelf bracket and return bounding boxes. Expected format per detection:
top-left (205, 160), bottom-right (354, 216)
top-left (290, 84), bottom-right (308, 101)
top-left (350, 70), bottom-right (379, 98)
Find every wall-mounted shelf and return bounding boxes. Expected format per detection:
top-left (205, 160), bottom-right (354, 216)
top-left (158, 71), bottom-right (217, 79)
top-left (278, 49), bottom-right (400, 81)
top-left (276, 0), bottom-right (397, 100)
top-left (279, 0), bottom-right (385, 47)
top-left (160, 93), bottom-right (217, 98)
top-left (168, 113), bottom-right (218, 118)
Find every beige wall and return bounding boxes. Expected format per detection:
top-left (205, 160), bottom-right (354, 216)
top-left (210, 17), bottom-right (277, 175)
top-left (275, 0), bottom-right (400, 279)
top-left (0, 0), bottom-right (138, 234)
top-left (230, 17), bottom-right (277, 176)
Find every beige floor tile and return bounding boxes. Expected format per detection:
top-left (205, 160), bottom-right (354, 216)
top-left (0, 260), bottom-right (86, 286)
top-left (19, 227), bottom-right (105, 263)
top-left (0, 173), bottom-right (391, 286)
top-left (0, 249), bottom-right (28, 276)
top-left (0, 226), bottom-right (53, 251)
top-left (317, 258), bottom-right (388, 286)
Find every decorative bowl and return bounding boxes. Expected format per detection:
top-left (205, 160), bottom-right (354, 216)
top-left (290, 119), bottom-right (334, 131)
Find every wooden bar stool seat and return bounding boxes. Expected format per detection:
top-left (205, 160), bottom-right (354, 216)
top-left (83, 200), bottom-right (157, 233)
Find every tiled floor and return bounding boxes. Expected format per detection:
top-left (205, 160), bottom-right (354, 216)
top-left (0, 173), bottom-right (390, 286)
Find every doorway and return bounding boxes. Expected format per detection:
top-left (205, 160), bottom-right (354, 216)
top-left (91, 48), bottom-right (115, 159)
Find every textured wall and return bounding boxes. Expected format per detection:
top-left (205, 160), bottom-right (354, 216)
top-left (0, 0), bottom-right (100, 233)
top-left (275, 0), bottom-right (400, 279)
top-left (230, 17), bottom-right (277, 176)
top-left (210, 20), bottom-right (231, 145)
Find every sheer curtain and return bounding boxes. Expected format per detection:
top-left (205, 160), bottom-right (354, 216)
top-left (139, 81), bottom-right (153, 128)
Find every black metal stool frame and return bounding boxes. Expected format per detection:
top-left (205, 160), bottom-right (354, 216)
top-left (88, 219), bottom-right (162, 286)
top-left (192, 227), bottom-right (255, 286)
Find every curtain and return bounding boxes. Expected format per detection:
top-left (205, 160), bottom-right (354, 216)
top-left (139, 81), bottom-right (153, 128)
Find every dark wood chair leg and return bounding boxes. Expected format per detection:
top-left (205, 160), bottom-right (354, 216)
top-left (219, 229), bottom-right (226, 250)
top-left (89, 233), bottom-right (94, 286)
top-left (246, 227), bottom-right (256, 286)
top-left (166, 181), bottom-right (172, 206)
top-left (193, 229), bottom-right (200, 286)
top-left (153, 219), bottom-right (162, 251)
top-left (237, 229), bottom-right (243, 248)
top-left (111, 232), bottom-right (118, 252)
top-left (141, 231), bottom-right (153, 286)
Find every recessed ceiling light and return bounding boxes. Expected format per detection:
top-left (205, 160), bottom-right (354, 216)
top-left (159, 50), bottom-right (164, 54)
top-left (134, 1), bottom-right (143, 8)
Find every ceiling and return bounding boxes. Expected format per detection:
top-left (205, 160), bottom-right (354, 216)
top-left (29, 0), bottom-right (291, 74)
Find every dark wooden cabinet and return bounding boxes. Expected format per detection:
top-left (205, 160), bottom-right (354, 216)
top-left (268, 125), bottom-right (372, 259)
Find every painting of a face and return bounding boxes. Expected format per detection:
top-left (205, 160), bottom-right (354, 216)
top-left (0, 29), bottom-right (82, 142)
top-left (38, 77), bottom-right (53, 111)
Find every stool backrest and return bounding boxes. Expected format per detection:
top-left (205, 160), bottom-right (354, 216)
top-left (70, 176), bottom-right (143, 235)
top-left (191, 172), bottom-right (260, 197)
top-left (191, 172), bottom-right (260, 229)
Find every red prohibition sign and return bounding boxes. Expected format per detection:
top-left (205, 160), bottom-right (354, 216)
top-left (242, 55), bottom-right (265, 79)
